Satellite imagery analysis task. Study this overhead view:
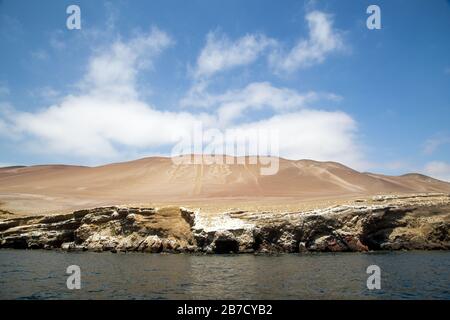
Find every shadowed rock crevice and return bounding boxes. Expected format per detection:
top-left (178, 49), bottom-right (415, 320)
top-left (358, 208), bottom-right (411, 250)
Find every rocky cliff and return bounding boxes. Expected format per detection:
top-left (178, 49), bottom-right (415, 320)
top-left (1, 194), bottom-right (449, 253)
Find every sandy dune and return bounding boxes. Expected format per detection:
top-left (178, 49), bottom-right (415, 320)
top-left (0, 156), bottom-right (449, 215)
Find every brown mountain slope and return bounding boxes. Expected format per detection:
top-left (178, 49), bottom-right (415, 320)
top-left (0, 156), bottom-right (449, 214)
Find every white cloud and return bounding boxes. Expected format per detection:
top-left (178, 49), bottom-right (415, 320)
top-left (424, 161), bottom-right (450, 182)
top-left (182, 9), bottom-right (346, 127)
top-left (180, 81), bottom-right (363, 168)
top-left (1, 24), bottom-right (364, 170)
top-left (181, 81), bottom-right (337, 126)
top-left (194, 32), bottom-right (276, 78)
top-left (1, 28), bottom-right (208, 162)
top-left (192, 10), bottom-right (344, 78)
top-left (270, 10), bottom-right (344, 73)
top-left (12, 96), bottom-right (210, 159)
top-left (81, 27), bottom-right (173, 99)
top-left (231, 109), bottom-right (364, 169)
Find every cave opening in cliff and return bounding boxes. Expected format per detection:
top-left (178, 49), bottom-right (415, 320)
top-left (214, 239), bottom-right (239, 254)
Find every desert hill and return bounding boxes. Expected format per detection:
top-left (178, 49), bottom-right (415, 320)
top-left (0, 156), bottom-right (449, 215)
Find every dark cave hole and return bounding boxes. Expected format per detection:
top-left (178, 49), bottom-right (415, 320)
top-left (214, 239), bottom-right (239, 254)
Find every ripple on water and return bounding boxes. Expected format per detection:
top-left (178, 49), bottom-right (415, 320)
top-left (0, 250), bottom-right (449, 299)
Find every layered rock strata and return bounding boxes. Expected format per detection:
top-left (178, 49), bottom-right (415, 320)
top-left (0, 194), bottom-right (449, 253)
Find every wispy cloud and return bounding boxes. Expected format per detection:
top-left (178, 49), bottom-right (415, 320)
top-left (0, 28), bottom-right (207, 162)
top-left (193, 32), bottom-right (276, 79)
top-left (181, 81), bottom-right (338, 125)
top-left (183, 9), bottom-right (345, 114)
top-left (192, 10), bottom-right (344, 78)
top-left (269, 11), bottom-right (345, 73)
top-left (0, 25), bottom-right (365, 169)
top-left (0, 8), bottom-right (366, 170)
top-left (80, 26), bottom-right (174, 99)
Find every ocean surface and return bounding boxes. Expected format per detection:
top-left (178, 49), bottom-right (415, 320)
top-left (0, 250), bottom-right (449, 299)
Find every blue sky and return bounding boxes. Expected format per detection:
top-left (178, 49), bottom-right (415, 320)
top-left (0, 0), bottom-right (450, 180)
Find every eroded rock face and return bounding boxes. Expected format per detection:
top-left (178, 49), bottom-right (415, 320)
top-left (0, 194), bottom-right (449, 253)
top-left (0, 206), bottom-right (195, 253)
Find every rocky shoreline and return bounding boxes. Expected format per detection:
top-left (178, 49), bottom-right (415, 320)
top-left (0, 194), bottom-right (449, 253)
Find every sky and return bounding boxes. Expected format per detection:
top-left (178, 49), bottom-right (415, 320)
top-left (0, 0), bottom-right (450, 181)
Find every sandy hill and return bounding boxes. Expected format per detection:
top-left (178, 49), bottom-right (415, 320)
top-left (0, 156), bottom-right (449, 214)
